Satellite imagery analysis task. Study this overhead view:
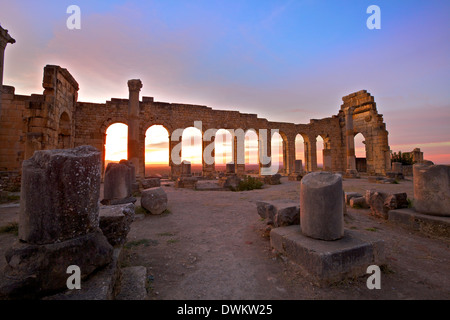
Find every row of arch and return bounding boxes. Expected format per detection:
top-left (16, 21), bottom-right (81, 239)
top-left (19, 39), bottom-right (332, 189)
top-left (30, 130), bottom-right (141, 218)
top-left (104, 123), bottom-right (367, 176)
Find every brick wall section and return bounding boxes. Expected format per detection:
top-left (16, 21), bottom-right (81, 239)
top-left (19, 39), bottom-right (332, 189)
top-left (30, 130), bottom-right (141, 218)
top-left (1, 66), bottom-right (391, 187)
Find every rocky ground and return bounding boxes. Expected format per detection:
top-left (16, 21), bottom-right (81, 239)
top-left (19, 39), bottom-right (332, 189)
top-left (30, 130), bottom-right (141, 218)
top-left (0, 176), bottom-right (449, 300)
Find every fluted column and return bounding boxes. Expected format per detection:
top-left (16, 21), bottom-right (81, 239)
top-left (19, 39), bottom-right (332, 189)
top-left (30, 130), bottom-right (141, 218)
top-left (127, 79), bottom-right (142, 178)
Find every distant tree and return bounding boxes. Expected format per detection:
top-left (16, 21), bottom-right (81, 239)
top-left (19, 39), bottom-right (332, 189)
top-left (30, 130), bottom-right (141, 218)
top-left (391, 151), bottom-right (414, 165)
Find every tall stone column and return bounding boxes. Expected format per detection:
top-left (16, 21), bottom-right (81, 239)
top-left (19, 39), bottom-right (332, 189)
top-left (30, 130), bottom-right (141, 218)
top-left (233, 135), bottom-right (245, 175)
top-left (344, 107), bottom-right (358, 177)
top-left (202, 138), bottom-right (215, 178)
top-left (309, 139), bottom-right (317, 172)
top-left (258, 130), bottom-right (272, 175)
top-left (287, 137), bottom-right (296, 174)
top-left (127, 79), bottom-right (142, 178)
top-left (0, 26), bottom-right (15, 116)
top-left (169, 135), bottom-right (182, 180)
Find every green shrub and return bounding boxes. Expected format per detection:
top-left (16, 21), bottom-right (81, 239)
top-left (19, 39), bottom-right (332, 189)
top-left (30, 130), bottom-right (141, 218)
top-left (236, 176), bottom-right (263, 191)
top-left (0, 222), bottom-right (19, 236)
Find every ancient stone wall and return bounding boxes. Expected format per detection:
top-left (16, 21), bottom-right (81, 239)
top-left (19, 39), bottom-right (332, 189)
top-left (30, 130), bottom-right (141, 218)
top-left (0, 65), bottom-right (79, 174)
top-left (0, 65), bottom-right (391, 186)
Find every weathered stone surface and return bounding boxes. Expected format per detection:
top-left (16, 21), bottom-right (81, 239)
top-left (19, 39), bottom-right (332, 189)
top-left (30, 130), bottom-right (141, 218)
top-left (288, 173), bottom-right (303, 181)
top-left (103, 162), bottom-right (132, 201)
top-left (99, 203), bottom-right (135, 246)
top-left (345, 192), bottom-right (363, 205)
top-left (0, 230), bottom-right (113, 299)
top-left (181, 161), bottom-right (192, 176)
top-left (42, 248), bottom-right (122, 300)
top-left (365, 190), bottom-right (408, 219)
top-left (300, 172), bottom-right (344, 240)
top-left (388, 208), bottom-right (450, 239)
top-left (19, 145), bottom-right (101, 245)
top-left (270, 226), bottom-right (385, 286)
top-left (350, 196), bottom-right (369, 209)
top-left (175, 176), bottom-right (198, 189)
top-left (226, 163), bottom-right (236, 175)
top-left (100, 196), bottom-right (136, 206)
top-left (386, 171), bottom-right (404, 180)
top-left (116, 266), bottom-right (148, 300)
top-left (264, 173), bottom-right (281, 185)
top-left (218, 175), bottom-right (241, 189)
top-left (119, 159), bottom-right (136, 185)
top-left (141, 187), bottom-right (168, 215)
top-left (413, 164), bottom-right (450, 217)
top-left (256, 200), bottom-right (299, 227)
top-left (391, 162), bottom-right (403, 174)
top-left (141, 178), bottom-right (161, 189)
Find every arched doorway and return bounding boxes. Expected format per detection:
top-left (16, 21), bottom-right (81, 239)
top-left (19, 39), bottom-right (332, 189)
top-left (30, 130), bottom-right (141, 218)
top-left (104, 123), bottom-right (128, 173)
top-left (145, 125), bottom-right (170, 177)
top-left (354, 132), bottom-right (367, 173)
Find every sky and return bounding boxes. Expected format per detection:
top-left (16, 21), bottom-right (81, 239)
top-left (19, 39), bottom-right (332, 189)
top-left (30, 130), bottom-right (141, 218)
top-left (1, 0), bottom-right (449, 164)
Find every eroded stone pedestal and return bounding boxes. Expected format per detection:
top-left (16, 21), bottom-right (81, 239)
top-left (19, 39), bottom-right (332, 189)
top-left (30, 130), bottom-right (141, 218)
top-left (270, 226), bottom-right (385, 285)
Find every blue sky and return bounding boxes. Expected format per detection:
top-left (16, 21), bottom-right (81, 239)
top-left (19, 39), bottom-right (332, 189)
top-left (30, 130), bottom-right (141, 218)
top-left (1, 0), bottom-right (449, 163)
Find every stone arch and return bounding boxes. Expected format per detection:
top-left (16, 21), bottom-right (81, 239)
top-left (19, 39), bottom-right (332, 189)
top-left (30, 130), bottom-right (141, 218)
top-left (57, 111), bottom-right (72, 149)
top-left (104, 122), bottom-right (128, 174)
top-left (144, 124), bottom-right (170, 177)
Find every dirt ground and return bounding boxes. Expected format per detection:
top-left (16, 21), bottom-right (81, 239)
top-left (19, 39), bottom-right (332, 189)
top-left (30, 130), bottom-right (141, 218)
top-left (0, 176), bottom-right (449, 300)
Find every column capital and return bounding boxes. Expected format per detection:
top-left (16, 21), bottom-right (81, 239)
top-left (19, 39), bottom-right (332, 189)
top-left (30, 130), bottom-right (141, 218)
top-left (127, 79), bottom-right (142, 92)
top-left (0, 26), bottom-right (15, 49)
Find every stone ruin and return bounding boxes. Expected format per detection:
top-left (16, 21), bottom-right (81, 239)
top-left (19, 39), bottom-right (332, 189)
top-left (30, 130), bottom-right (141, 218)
top-left (101, 160), bottom-right (137, 205)
top-left (174, 161), bottom-right (198, 189)
top-left (0, 27), bottom-right (393, 191)
top-left (0, 146), bottom-right (145, 300)
top-left (388, 163), bottom-right (450, 238)
top-left (270, 172), bottom-right (385, 285)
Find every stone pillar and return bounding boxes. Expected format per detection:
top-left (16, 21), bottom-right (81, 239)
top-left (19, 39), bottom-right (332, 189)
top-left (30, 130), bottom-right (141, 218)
top-left (0, 26), bottom-right (15, 117)
top-left (303, 141), bottom-right (310, 172)
top-left (202, 137), bottom-right (215, 178)
top-left (226, 162), bottom-right (236, 175)
top-left (233, 135), bottom-right (245, 175)
top-left (287, 137), bottom-right (296, 174)
top-left (169, 134), bottom-right (182, 180)
top-left (309, 139), bottom-right (317, 172)
top-left (103, 162), bottom-right (133, 202)
top-left (282, 139), bottom-right (287, 174)
top-left (413, 163), bottom-right (450, 216)
top-left (344, 107), bottom-right (357, 176)
top-left (258, 130), bottom-right (272, 175)
top-left (19, 146), bottom-right (102, 244)
top-left (127, 79), bottom-right (143, 178)
top-left (300, 172), bottom-right (344, 240)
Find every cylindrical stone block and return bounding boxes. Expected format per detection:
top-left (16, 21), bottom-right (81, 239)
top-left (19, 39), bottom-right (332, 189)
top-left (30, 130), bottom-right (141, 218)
top-left (300, 172), bottom-right (344, 240)
top-left (19, 145), bottom-right (101, 245)
top-left (413, 164), bottom-right (450, 216)
top-left (104, 162), bottom-right (132, 200)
